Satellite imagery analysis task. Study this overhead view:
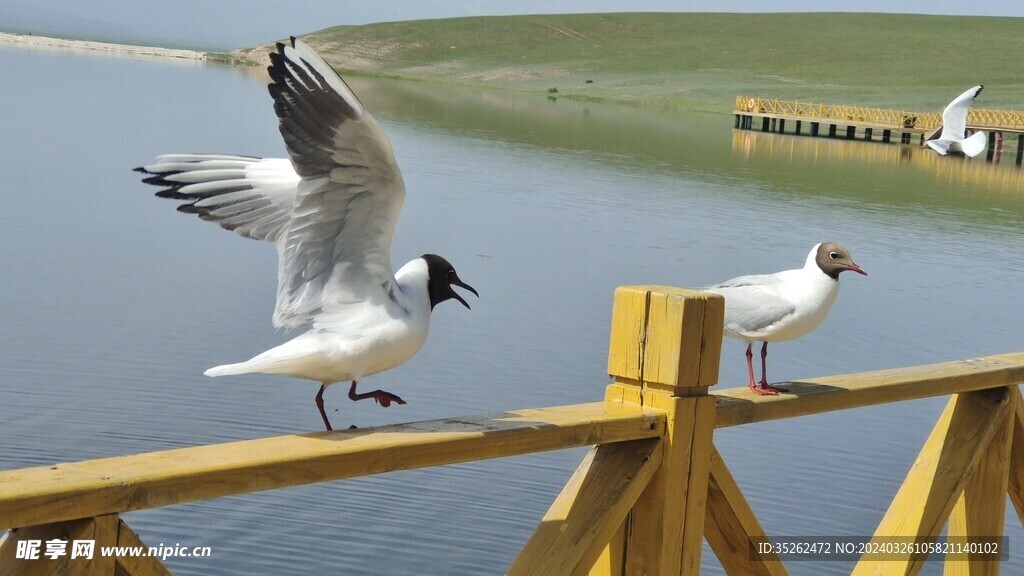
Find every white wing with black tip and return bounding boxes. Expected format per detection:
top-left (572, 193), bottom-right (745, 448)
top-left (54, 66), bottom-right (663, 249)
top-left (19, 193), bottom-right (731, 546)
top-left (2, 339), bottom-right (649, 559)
top-left (136, 154), bottom-right (299, 242)
top-left (268, 37), bottom-right (406, 328)
top-left (138, 37), bottom-right (408, 330)
top-left (939, 85), bottom-right (982, 141)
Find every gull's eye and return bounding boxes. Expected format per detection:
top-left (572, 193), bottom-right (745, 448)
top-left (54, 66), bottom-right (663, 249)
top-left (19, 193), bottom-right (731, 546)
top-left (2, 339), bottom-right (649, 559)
top-left (829, 252), bottom-right (838, 259)
top-left (448, 269), bottom-right (455, 277)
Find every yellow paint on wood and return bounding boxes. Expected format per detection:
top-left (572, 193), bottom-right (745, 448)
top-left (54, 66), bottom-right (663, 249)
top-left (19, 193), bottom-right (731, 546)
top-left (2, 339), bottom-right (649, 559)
top-left (589, 519), bottom-right (626, 576)
top-left (508, 438), bottom-right (662, 576)
top-left (1008, 388), bottom-right (1024, 527)
top-left (0, 402), bottom-right (664, 529)
top-left (607, 286), bottom-right (650, 384)
top-left (607, 285), bottom-right (724, 392)
top-left (704, 446), bottom-right (788, 576)
top-left (0, 514), bottom-right (118, 576)
top-left (944, 388), bottom-right (1013, 576)
top-left (603, 286), bottom-right (723, 575)
top-left (115, 520), bottom-right (174, 576)
top-left (715, 353), bottom-right (1024, 429)
top-left (851, 388), bottom-right (1012, 576)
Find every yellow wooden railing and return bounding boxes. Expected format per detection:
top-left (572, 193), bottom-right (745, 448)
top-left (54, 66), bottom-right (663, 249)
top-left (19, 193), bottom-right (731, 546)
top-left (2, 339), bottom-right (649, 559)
top-left (1, 286), bottom-right (1022, 575)
top-left (736, 95), bottom-right (1024, 133)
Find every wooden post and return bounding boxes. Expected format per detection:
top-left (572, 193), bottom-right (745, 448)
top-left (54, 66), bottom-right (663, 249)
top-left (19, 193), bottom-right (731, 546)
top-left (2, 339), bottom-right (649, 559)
top-left (986, 132), bottom-right (996, 162)
top-left (795, 120), bottom-right (802, 135)
top-left (828, 124), bottom-right (837, 138)
top-left (1016, 134), bottom-right (1023, 165)
top-left (846, 125), bottom-right (856, 139)
top-left (761, 118), bottom-right (770, 132)
top-left (810, 122), bottom-right (819, 137)
top-left (601, 286), bottom-right (724, 576)
top-left (883, 129), bottom-right (891, 142)
top-left (778, 119), bottom-right (785, 133)
top-left (865, 127), bottom-right (873, 141)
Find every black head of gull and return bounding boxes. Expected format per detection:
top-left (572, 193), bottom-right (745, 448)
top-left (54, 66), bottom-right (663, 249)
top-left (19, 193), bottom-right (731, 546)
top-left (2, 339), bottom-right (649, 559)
top-left (815, 242), bottom-right (868, 280)
top-left (422, 254), bottom-right (478, 310)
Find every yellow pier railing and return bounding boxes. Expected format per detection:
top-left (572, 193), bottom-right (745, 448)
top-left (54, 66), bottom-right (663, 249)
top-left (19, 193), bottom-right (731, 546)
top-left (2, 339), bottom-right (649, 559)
top-left (1, 286), bottom-right (1023, 575)
top-left (736, 96), bottom-right (1024, 134)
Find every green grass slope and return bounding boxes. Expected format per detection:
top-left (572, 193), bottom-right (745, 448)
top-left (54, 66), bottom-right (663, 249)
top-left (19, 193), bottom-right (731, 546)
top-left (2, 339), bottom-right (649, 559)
top-left (228, 13), bottom-right (1024, 113)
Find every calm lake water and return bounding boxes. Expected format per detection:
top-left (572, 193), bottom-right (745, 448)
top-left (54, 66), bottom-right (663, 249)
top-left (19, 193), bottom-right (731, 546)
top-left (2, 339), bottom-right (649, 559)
top-left (1, 46), bottom-right (1022, 575)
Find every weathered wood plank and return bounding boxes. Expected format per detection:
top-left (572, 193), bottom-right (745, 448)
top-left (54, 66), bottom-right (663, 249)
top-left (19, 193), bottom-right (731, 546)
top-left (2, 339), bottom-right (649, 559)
top-left (115, 520), bottom-right (174, 576)
top-left (704, 446), bottom-right (788, 576)
top-left (589, 519), bottom-right (626, 576)
top-left (0, 514), bottom-right (118, 576)
top-left (508, 438), bottom-right (662, 576)
top-left (944, 388), bottom-right (1013, 576)
top-left (605, 286), bottom-right (723, 576)
top-left (715, 353), bottom-right (1024, 428)
top-left (851, 388), bottom-right (1011, 576)
top-left (0, 402), bottom-right (664, 529)
top-left (1008, 387), bottom-right (1024, 528)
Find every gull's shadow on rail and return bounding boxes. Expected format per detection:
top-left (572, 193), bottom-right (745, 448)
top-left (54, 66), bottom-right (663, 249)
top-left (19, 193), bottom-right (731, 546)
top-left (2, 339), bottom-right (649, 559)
top-left (712, 381), bottom-right (849, 426)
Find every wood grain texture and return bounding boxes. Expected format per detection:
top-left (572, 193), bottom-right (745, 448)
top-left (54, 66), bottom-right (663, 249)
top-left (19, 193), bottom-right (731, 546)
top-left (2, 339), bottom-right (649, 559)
top-left (0, 402), bottom-right (663, 529)
top-left (704, 446), bottom-right (788, 576)
top-left (508, 438), bottom-right (661, 576)
top-left (0, 514), bottom-right (118, 576)
top-left (114, 520), bottom-right (174, 576)
top-left (944, 388), bottom-right (1013, 576)
top-left (715, 354), bottom-right (1024, 428)
top-left (1008, 387), bottom-right (1024, 527)
top-left (851, 388), bottom-right (1011, 576)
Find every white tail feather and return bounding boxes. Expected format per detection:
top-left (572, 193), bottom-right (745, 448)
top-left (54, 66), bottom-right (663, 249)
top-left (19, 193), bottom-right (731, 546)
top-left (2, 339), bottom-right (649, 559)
top-left (961, 131), bottom-right (987, 158)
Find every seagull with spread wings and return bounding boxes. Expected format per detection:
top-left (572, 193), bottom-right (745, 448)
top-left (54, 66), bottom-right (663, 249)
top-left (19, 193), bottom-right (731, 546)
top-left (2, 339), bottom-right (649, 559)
top-left (137, 37), bottom-right (477, 430)
top-left (925, 85), bottom-right (986, 158)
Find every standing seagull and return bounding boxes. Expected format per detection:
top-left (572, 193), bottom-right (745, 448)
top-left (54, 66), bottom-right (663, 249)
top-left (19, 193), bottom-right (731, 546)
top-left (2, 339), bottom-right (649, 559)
top-left (704, 243), bottom-right (866, 396)
top-left (925, 85), bottom-right (986, 158)
top-left (136, 37), bottom-right (477, 430)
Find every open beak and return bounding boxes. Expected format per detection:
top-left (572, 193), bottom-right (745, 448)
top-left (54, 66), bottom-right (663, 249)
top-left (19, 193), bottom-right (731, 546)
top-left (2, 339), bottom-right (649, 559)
top-left (450, 277), bottom-right (479, 309)
top-left (846, 262), bottom-right (868, 276)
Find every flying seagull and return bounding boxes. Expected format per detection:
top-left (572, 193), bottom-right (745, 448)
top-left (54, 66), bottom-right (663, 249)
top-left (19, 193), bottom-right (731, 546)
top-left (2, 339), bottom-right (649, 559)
top-left (136, 37), bottom-right (477, 430)
top-left (925, 85), bottom-right (986, 158)
top-left (704, 243), bottom-right (866, 396)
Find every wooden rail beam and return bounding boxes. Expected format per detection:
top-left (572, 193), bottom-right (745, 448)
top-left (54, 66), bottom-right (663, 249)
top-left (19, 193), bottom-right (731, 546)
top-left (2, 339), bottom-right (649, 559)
top-left (850, 388), bottom-right (1012, 576)
top-left (508, 438), bottom-right (662, 576)
top-left (714, 354), bottom-right (1024, 428)
top-left (0, 402), bottom-right (664, 530)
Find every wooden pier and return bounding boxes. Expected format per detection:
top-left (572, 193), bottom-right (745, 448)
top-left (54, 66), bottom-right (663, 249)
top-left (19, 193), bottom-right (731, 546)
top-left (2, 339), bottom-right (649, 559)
top-left (736, 96), bottom-right (1024, 164)
top-left (2, 286), bottom-right (1023, 575)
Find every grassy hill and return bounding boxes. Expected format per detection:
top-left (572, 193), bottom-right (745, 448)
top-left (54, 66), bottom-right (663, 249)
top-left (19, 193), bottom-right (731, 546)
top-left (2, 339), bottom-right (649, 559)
top-left (225, 13), bottom-right (1024, 114)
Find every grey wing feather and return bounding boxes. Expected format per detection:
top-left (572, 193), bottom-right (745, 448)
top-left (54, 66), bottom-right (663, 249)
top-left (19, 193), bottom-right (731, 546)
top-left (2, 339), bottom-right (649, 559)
top-left (268, 38), bottom-right (406, 328)
top-left (705, 274), bottom-right (796, 336)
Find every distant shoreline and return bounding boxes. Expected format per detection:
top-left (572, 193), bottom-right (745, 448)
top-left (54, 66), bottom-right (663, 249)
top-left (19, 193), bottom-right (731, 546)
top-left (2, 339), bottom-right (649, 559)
top-left (0, 31), bottom-right (207, 61)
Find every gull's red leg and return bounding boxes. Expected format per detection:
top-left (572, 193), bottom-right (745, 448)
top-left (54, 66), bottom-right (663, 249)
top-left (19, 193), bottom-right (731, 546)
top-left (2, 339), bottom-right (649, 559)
top-left (315, 384), bottom-right (333, 431)
top-left (758, 342), bottom-right (787, 394)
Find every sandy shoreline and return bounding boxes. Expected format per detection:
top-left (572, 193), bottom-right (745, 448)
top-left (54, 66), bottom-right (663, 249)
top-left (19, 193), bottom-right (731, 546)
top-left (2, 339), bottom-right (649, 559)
top-left (0, 31), bottom-right (207, 61)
